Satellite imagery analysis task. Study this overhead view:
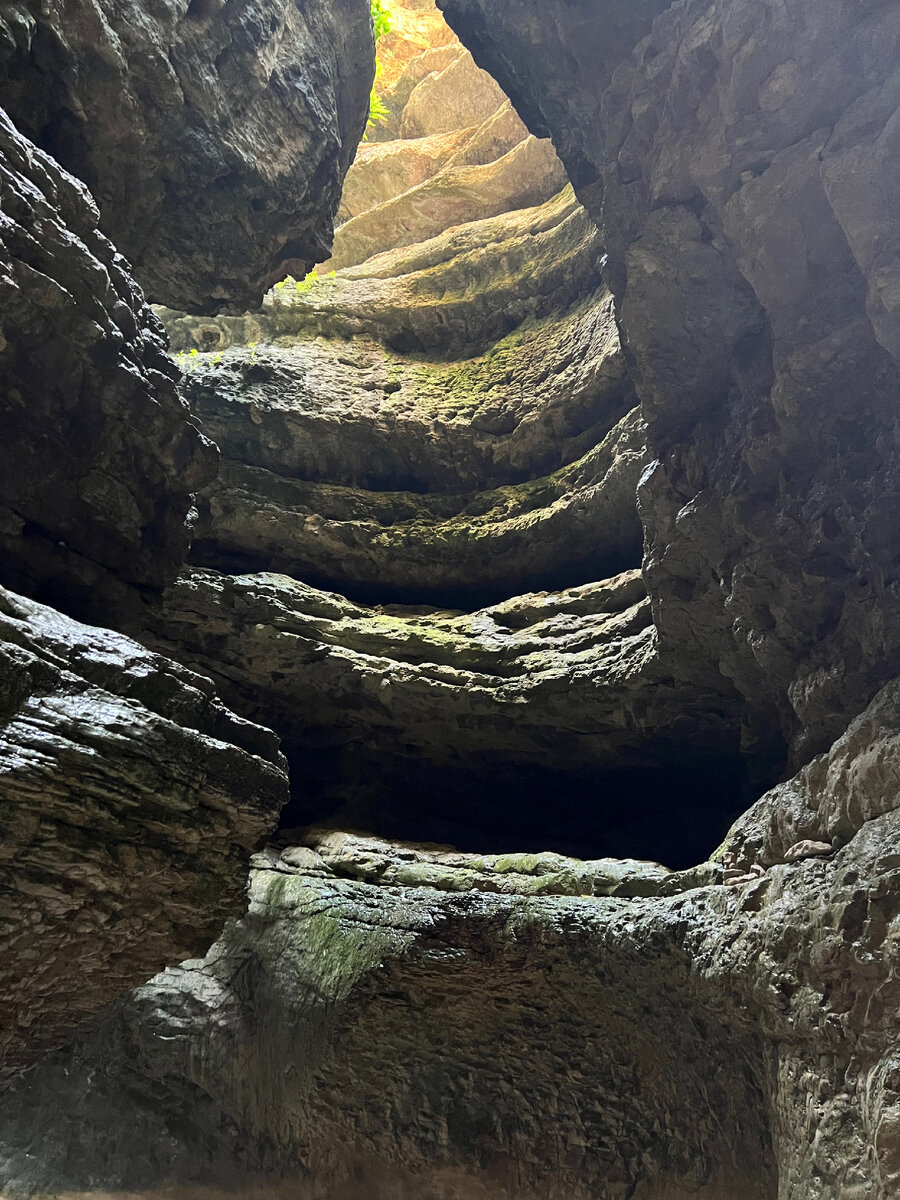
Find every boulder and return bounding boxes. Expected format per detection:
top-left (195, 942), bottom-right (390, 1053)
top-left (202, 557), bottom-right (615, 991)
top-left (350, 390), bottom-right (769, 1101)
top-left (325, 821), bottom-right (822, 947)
top-left (0, 0), bottom-right (374, 311)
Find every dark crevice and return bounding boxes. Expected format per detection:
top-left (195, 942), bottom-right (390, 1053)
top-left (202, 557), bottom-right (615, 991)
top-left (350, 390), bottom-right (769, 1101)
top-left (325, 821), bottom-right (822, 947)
top-left (278, 743), bottom-right (760, 871)
top-left (188, 543), bottom-right (644, 611)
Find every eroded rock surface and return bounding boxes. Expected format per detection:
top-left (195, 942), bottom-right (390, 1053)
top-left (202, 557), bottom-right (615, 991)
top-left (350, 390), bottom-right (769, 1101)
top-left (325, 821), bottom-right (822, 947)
top-left (0, 584), bottom-right (288, 1076)
top-left (439, 0), bottom-right (900, 771)
top-left (9, 704), bottom-right (900, 1200)
top-left (0, 108), bottom-right (216, 624)
top-left (0, 0), bottom-right (373, 310)
top-left (160, 186), bottom-right (634, 602)
top-left (143, 567), bottom-right (736, 781)
top-left (188, 407), bottom-right (643, 602)
top-left (134, 566), bottom-right (749, 866)
top-left (163, 184), bottom-right (605, 356)
top-left (321, 0), bottom-right (567, 273)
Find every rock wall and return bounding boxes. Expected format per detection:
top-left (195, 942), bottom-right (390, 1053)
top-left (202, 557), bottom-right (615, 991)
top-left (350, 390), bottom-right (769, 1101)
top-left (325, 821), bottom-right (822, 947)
top-left (0, 0), bottom-right (372, 1073)
top-left (0, 584), bottom-right (287, 1076)
top-left (0, 0), bottom-right (374, 311)
top-left (8, 733), bottom-right (900, 1199)
top-left (0, 108), bottom-right (216, 625)
top-left (438, 0), bottom-right (900, 772)
top-left (2, 1), bottom-right (900, 1197)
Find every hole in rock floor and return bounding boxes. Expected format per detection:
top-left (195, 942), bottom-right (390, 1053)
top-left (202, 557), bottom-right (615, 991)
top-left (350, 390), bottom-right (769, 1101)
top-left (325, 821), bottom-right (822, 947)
top-left (279, 747), bottom-right (757, 870)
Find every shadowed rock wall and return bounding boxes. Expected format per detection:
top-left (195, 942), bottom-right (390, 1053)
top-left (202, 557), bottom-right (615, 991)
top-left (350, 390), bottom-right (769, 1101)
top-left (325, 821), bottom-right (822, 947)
top-left (0, 0), bottom-right (372, 1071)
top-left (0, 108), bottom-right (216, 625)
top-left (0, 584), bottom-right (288, 1077)
top-left (438, 0), bottom-right (900, 771)
top-left (0, 0), bottom-right (374, 311)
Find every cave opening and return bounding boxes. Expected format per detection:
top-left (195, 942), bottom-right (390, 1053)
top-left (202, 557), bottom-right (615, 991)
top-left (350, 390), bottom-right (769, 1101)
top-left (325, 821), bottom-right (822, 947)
top-left (276, 743), bottom-right (758, 871)
top-left (163, 0), bottom-right (770, 875)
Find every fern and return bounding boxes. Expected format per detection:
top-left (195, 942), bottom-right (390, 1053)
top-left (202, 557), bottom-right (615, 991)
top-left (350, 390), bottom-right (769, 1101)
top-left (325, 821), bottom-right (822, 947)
top-left (371, 0), bottom-right (392, 40)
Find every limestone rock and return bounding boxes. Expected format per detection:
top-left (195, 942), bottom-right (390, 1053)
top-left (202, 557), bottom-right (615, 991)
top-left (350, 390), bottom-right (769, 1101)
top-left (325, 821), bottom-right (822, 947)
top-left (0, 0), bottom-right (374, 311)
top-left (9, 782), bottom-right (900, 1198)
top-left (323, 0), bottom-right (568, 277)
top-left (438, 0), bottom-right (900, 771)
top-left (171, 290), bottom-right (628, 495)
top-left (0, 584), bottom-right (288, 1076)
top-left (399, 44), bottom-right (506, 138)
top-left (164, 185), bottom-right (605, 356)
top-left (191, 409), bottom-right (643, 602)
top-left (325, 131), bottom-right (565, 272)
top-left (0, 108), bottom-right (216, 624)
top-left (723, 678), bottom-right (900, 870)
top-left (140, 568), bottom-right (742, 862)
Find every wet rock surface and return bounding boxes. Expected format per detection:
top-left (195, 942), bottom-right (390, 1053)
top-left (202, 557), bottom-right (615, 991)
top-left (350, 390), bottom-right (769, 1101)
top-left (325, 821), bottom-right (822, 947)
top-left (0, 0), bottom-right (373, 311)
top-left (0, 584), bottom-right (288, 1077)
top-left (1, 1), bottom-right (900, 1197)
top-left (0, 108), bottom-right (216, 625)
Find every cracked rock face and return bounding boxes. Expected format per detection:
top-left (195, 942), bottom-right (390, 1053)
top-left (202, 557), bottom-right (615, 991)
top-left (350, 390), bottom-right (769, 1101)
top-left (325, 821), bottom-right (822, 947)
top-left (0, 583), bottom-right (288, 1077)
top-left (0, 108), bottom-right (216, 624)
top-left (438, 0), bottom-right (900, 771)
top-left (0, 0), bottom-right (373, 311)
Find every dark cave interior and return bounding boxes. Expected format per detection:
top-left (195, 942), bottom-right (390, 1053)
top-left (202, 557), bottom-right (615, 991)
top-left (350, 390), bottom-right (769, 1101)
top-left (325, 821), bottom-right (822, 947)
top-left (277, 744), bottom-right (759, 870)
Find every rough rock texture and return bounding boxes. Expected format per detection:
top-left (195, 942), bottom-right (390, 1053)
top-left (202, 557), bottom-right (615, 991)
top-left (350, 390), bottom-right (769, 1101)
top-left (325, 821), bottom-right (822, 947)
top-left (320, 0), bottom-right (567, 274)
top-left (169, 289), bottom-right (627, 494)
top-left (0, 583), bottom-right (288, 1077)
top-left (138, 566), bottom-right (748, 867)
top-left (189, 407), bottom-right (644, 602)
top-left (0, 107), bottom-right (216, 624)
top-left (326, 127), bottom-right (565, 273)
top-left (159, 182), bottom-right (634, 603)
top-left (10, 694), bottom-right (900, 1200)
top-left (164, 291), bottom-right (636, 601)
top-left (0, 0), bottom-right (373, 311)
top-left (163, 184), bottom-right (605, 356)
top-left (438, 0), bottom-right (900, 771)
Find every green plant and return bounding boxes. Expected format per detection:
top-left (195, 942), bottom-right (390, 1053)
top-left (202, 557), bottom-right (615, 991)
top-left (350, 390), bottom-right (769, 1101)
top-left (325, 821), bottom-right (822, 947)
top-left (365, 0), bottom-right (392, 137)
top-left (367, 87), bottom-right (390, 129)
top-left (370, 0), bottom-right (392, 40)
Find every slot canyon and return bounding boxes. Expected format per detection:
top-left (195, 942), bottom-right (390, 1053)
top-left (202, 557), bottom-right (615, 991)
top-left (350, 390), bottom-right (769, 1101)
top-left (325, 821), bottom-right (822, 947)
top-left (0, 0), bottom-right (899, 1196)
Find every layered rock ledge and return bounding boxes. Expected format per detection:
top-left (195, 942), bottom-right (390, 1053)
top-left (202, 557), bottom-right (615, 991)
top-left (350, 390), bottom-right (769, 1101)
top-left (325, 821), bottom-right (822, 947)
top-left (6, 688), bottom-right (900, 1200)
top-left (0, 584), bottom-right (288, 1076)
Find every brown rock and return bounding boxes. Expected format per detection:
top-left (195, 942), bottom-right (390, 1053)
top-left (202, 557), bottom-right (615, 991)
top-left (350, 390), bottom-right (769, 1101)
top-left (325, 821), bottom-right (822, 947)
top-left (783, 841), bottom-right (834, 863)
top-left (399, 46), bottom-right (507, 138)
top-left (326, 132), bottom-right (565, 271)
